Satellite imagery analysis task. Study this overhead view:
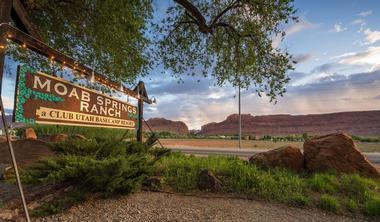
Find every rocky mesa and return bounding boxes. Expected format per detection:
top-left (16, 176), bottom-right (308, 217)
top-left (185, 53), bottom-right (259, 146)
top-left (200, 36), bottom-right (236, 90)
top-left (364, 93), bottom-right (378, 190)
top-left (143, 118), bottom-right (189, 135)
top-left (200, 110), bottom-right (380, 136)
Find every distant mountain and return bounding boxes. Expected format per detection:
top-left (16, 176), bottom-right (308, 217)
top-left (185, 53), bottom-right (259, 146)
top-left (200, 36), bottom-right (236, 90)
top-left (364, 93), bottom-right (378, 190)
top-left (143, 118), bottom-right (189, 135)
top-left (200, 110), bottom-right (380, 136)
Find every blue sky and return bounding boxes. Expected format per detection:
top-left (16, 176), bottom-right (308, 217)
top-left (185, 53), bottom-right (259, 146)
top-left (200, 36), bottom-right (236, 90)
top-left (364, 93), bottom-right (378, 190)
top-left (141, 0), bottom-right (380, 129)
top-left (2, 0), bottom-right (380, 129)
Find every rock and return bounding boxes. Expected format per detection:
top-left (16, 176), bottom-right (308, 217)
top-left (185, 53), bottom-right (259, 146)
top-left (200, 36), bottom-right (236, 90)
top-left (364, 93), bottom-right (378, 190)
top-left (50, 134), bottom-right (69, 142)
top-left (24, 128), bottom-right (37, 140)
top-left (27, 201), bottom-right (41, 210)
top-left (0, 135), bottom-right (7, 143)
top-left (304, 133), bottom-right (380, 178)
top-left (143, 118), bottom-right (189, 135)
top-left (71, 134), bottom-right (87, 140)
top-left (0, 139), bottom-right (54, 167)
top-left (200, 110), bottom-right (380, 136)
top-left (249, 146), bottom-right (304, 172)
top-left (0, 209), bottom-right (14, 220)
top-left (1, 166), bottom-right (14, 180)
top-left (197, 169), bottom-right (222, 192)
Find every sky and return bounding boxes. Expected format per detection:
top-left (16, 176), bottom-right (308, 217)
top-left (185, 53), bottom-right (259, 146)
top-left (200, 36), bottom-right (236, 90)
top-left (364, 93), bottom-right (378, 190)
top-left (141, 0), bottom-right (380, 129)
top-left (2, 0), bottom-right (380, 130)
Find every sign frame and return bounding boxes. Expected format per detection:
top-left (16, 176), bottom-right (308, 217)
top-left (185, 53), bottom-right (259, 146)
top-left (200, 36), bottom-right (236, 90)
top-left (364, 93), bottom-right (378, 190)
top-left (13, 65), bottom-right (138, 130)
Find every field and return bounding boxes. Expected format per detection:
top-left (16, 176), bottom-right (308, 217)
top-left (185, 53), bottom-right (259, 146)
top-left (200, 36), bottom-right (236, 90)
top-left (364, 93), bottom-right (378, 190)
top-left (159, 138), bottom-right (380, 153)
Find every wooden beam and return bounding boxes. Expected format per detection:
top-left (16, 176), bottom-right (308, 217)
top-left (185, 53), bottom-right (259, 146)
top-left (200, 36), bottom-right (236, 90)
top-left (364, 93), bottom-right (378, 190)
top-left (0, 23), bottom-right (152, 103)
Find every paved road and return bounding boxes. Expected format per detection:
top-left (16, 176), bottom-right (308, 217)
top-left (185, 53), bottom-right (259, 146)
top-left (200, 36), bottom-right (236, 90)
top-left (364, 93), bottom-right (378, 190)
top-left (169, 147), bottom-right (380, 166)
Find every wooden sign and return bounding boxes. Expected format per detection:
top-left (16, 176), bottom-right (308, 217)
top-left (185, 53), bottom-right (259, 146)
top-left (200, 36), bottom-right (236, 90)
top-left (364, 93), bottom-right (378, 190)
top-left (13, 66), bottom-right (138, 129)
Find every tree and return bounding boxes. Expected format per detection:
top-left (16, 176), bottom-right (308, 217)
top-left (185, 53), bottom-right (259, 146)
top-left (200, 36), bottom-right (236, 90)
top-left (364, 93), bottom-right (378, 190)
top-left (155, 0), bottom-right (297, 101)
top-left (9, 0), bottom-right (153, 84)
top-left (11, 0), bottom-right (296, 99)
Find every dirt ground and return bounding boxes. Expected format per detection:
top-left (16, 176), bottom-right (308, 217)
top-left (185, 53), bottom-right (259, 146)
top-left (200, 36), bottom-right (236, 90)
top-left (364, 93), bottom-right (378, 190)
top-left (159, 138), bottom-right (380, 152)
top-left (36, 192), bottom-right (372, 222)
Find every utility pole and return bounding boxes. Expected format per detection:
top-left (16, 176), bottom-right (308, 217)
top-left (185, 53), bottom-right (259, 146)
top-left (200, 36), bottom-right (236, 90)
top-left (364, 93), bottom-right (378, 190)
top-left (238, 82), bottom-right (241, 149)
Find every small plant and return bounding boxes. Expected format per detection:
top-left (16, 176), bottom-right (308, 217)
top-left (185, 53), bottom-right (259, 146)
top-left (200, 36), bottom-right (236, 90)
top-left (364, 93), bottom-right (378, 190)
top-left (319, 194), bottom-right (340, 213)
top-left (345, 199), bottom-right (358, 212)
top-left (31, 188), bottom-right (86, 217)
top-left (307, 173), bottom-right (339, 193)
top-left (363, 196), bottom-right (380, 216)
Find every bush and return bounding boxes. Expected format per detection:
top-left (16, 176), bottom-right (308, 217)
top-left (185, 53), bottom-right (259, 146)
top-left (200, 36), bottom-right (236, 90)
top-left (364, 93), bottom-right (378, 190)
top-left (22, 135), bottom-right (170, 196)
top-left (319, 194), bottom-right (340, 213)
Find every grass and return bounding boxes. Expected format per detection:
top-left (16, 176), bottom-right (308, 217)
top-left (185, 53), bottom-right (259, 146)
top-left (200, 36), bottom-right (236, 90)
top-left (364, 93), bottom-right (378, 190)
top-left (319, 194), bottom-right (340, 213)
top-left (156, 153), bottom-right (380, 216)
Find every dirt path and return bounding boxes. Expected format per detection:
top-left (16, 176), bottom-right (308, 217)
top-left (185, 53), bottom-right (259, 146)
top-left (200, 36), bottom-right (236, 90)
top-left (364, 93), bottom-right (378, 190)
top-left (36, 192), bottom-right (371, 222)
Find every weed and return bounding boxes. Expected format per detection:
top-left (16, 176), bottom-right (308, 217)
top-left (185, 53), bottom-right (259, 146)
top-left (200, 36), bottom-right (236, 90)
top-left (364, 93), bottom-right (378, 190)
top-left (363, 196), bottom-right (380, 216)
top-left (319, 194), bottom-right (340, 213)
top-left (307, 173), bottom-right (339, 193)
top-left (345, 199), bottom-right (358, 212)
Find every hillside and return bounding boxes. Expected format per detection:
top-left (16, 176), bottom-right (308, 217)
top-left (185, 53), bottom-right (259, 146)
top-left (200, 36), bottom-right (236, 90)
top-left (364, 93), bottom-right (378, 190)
top-left (143, 118), bottom-right (189, 135)
top-left (200, 110), bottom-right (380, 136)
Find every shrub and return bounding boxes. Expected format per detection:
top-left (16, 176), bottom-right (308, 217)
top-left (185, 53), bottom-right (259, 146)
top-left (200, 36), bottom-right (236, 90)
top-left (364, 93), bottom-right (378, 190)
top-left (319, 194), bottom-right (340, 213)
top-left (22, 135), bottom-right (169, 196)
top-left (31, 188), bottom-right (86, 217)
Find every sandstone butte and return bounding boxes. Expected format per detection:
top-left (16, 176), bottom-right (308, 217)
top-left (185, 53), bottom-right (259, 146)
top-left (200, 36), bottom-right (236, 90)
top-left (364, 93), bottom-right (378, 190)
top-left (200, 110), bottom-right (380, 136)
top-left (143, 118), bottom-right (189, 135)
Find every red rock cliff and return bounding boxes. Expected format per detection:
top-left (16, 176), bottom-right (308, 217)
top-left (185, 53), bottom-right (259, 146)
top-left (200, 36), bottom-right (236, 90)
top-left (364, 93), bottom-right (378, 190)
top-left (143, 118), bottom-right (189, 135)
top-left (200, 110), bottom-right (380, 136)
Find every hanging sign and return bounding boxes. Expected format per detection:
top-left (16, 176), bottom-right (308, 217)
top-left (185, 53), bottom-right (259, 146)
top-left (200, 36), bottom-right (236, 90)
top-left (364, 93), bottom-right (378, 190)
top-left (13, 66), bottom-right (138, 129)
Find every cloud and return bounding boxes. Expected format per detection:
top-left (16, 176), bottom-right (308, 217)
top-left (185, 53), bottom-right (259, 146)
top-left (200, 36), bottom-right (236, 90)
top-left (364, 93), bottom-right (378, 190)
top-left (358, 10), bottom-right (372, 17)
top-left (330, 23), bottom-right (346, 33)
top-left (293, 53), bottom-right (313, 64)
top-left (272, 20), bottom-right (319, 48)
top-left (362, 28), bottom-right (380, 44)
top-left (332, 46), bottom-right (380, 70)
top-left (145, 67), bottom-right (380, 129)
top-left (351, 19), bottom-right (365, 25)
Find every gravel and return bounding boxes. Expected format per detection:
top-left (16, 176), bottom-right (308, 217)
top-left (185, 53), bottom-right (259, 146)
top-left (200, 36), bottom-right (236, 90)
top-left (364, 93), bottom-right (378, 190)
top-left (36, 192), bottom-right (373, 222)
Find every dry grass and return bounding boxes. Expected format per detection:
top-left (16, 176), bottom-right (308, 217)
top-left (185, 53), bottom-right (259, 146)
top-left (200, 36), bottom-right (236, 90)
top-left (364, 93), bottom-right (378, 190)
top-left (159, 139), bottom-right (380, 152)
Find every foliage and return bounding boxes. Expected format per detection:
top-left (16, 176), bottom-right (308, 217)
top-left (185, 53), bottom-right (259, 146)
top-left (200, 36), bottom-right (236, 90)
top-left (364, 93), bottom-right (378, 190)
top-left (22, 135), bottom-right (169, 197)
top-left (319, 194), bottom-right (340, 213)
top-left (307, 173), bottom-right (339, 193)
top-left (345, 199), bottom-right (358, 213)
top-left (10, 0), bottom-right (153, 83)
top-left (157, 153), bottom-right (308, 205)
top-left (31, 188), bottom-right (86, 217)
top-left (351, 135), bottom-right (380, 143)
top-left (155, 0), bottom-right (297, 101)
top-left (363, 196), bottom-right (380, 216)
top-left (16, 124), bottom-right (134, 140)
top-left (157, 153), bottom-right (380, 215)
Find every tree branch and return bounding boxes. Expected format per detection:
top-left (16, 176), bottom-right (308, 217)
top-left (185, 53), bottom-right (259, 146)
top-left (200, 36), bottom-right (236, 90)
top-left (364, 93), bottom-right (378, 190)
top-left (174, 0), bottom-right (209, 33)
top-left (210, 1), bottom-right (240, 27)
